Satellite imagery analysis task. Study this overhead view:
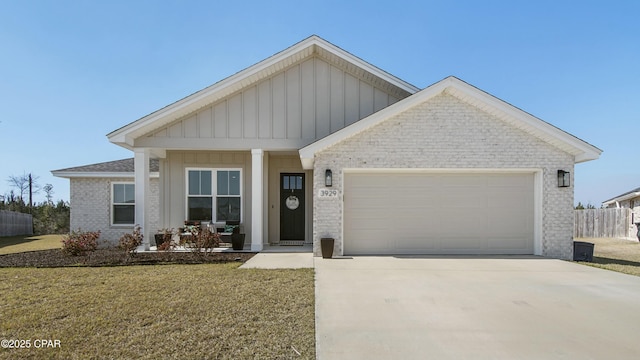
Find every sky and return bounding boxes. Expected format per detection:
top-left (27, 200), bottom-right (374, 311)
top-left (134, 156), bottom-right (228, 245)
top-left (0, 0), bottom-right (638, 206)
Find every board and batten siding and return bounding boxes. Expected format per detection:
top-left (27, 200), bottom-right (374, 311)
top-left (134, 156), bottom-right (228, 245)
top-left (159, 151), bottom-right (253, 242)
top-left (148, 57), bottom-right (405, 145)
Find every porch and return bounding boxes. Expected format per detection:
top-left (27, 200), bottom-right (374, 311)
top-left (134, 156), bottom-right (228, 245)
top-left (133, 149), bottom-right (314, 252)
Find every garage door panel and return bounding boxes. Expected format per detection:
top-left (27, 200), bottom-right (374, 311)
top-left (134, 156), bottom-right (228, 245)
top-left (488, 219), bottom-right (530, 235)
top-left (441, 174), bottom-right (485, 187)
top-left (344, 172), bottom-right (534, 255)
top-left (395, 236), bottom-right (438, 251)
top-left (349, 238), bottom-right (391, 253)
top-left (488, 236), bottom-right (531, 251)
top-left (439, 236), bottom-right (486, 251)
top-left (441, 192), bottom-right (487, 208)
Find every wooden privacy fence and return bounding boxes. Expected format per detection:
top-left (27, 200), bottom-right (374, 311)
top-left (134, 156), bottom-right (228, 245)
top-left (574, 208), bottom-right (633, 239)
top-left (0, 210), bottom-right (33, 237)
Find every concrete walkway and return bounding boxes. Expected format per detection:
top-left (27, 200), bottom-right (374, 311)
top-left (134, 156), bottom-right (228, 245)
top-left (315, 256), bottom-right (640, 359)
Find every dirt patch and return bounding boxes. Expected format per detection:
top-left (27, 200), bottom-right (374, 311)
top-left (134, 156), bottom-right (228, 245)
top-left (0, 248), bottom-right (256, 268)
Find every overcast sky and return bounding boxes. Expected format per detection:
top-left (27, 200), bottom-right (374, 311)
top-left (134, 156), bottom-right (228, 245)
top-left (1, 0), bottom-right (638, 206)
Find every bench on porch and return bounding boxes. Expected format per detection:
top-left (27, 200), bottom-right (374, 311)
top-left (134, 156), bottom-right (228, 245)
top-left (181, 220), bottom-right (242, 248)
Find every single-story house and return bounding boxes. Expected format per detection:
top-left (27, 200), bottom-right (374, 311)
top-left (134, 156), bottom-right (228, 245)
top-left (603, 187), bottom-right (640, 226)
top-left (53, 35), bottom-right (602, 259)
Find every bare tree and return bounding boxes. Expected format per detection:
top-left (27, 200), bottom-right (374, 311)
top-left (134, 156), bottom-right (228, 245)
top-left (43, 184), bottom-right (54, 204)
top-left (7, 173), bottom-right (29, 202)
top-left (7, 172), bottom-right (40, 206)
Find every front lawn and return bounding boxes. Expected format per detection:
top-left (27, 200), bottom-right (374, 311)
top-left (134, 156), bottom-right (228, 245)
top-left (0, 235), bottom-right (63, 255)
top-left (576, 237), bottom-right (640, 276)
top-left (0, 263), bottom-right (315, 359)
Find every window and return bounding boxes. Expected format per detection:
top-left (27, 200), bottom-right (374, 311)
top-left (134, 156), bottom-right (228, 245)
top-left (187, 169), bottom-right (241, 222)
top-left (112, 183), bottom-right (135, 225)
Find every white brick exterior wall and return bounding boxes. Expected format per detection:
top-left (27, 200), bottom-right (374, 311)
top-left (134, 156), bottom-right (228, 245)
top-left (70, 177), bottom-right (159, 246)
top-left (313, 93), bottom-right (575, 259)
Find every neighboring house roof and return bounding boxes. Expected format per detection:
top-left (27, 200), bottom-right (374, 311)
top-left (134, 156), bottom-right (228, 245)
top-left (107, 35), bottom-right (420, 149)
top-left (602, 187), bottom-right (640, 206)
top-left (52, 158), bottom-right (159, 178)
top-left (299, 76), bottom-right (603, 169)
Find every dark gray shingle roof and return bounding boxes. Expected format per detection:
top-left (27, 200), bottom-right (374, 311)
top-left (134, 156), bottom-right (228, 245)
top-left (53, 158), bottom-right (159, 173)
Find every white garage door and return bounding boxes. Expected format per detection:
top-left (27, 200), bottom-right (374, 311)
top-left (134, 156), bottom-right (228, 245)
top-left (344, 172), bottom-right (534, 255)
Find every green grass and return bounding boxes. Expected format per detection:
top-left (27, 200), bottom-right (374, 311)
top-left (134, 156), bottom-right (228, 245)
top-left (576, 237), bottom-right (640, 277)
top-left (0, 235), bottom-right (63, 255)
top-left (0, 264), bottom-right (315, 359)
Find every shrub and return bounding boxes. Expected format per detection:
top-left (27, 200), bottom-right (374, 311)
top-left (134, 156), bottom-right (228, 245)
top-left (157, 240), bottom-right (174, 251)
top-left (118, 226), bottom-right (143, 255)
top-left (180, 227), bottom-right (220, 258)
top-left (61, 229), bottom-right (100, 256)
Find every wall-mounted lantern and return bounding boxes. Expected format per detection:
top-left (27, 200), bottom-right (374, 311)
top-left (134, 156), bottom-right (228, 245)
top-left (325, 169), bottom-right (333, 187)
top-left (557, 170), bottom-right (570, 188)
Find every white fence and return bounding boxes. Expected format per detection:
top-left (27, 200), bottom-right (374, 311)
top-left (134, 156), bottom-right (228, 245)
top-left (574, 208), bottom-right (634, 239)
top-left (0, 210), bottom-right (34, 236)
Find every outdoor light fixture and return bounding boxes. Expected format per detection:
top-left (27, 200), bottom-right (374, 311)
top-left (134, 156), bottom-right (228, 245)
top-left (557, 170), bottom-right (570, 188)
top-left (325, 169), bottom-right (333, 187)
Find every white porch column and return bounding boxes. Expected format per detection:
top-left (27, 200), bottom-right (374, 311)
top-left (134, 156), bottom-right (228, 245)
top-left (251, 149), bottom-right (264, 251)
top-left (134, 148), bottom-right (151, 251)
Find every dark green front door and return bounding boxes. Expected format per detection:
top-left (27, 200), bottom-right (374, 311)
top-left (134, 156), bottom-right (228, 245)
top-left (280, 173), bottom-right (305, 240)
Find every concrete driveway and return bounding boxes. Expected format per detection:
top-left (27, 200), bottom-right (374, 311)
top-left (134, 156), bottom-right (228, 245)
top-left (315, 256), bottom-right (640, 359)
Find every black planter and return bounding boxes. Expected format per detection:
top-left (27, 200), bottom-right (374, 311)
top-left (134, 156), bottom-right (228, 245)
top-left (321, 238), bottom-right (334, 259)
top-left (154, 234), bottom-right (166, 247)
top-left (232, 233), bottom-right (246, 250)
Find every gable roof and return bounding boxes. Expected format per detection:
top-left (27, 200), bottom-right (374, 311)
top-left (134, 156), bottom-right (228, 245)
top-left (299, 76), bottom-right (602, 169)
top-left (107, 35), bottom-right (420, 149)
top-left (52, 158), bottom-right (159, 178)
top-left (602, 187), bottom-right (640, 206)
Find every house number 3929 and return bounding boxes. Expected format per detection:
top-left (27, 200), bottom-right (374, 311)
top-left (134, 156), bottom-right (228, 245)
top-left (318, 189), bottom-right (338, 198)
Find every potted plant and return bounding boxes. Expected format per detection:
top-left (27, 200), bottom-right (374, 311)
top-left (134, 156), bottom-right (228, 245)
top-left (224, 222), bottom-right (244, 250)
top-left (154, 229), bottom-right (173, 250)
top-left (154, 228), bottom-right (174, 248)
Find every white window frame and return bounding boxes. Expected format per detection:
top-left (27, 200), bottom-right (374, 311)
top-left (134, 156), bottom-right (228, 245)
top-left (111, 182), bottom-right (135, 226)
top-left (185, 168), bottom-right (243, 222)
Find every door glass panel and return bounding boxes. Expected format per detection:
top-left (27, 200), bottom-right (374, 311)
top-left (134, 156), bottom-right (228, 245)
top-left (296, 176), bottom-right (303, 190)
top-left (283, 176), bottom-right (289, 190)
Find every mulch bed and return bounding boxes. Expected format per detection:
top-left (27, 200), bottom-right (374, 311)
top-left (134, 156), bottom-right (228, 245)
top-left (0, 248), bottom-right (256, 268)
